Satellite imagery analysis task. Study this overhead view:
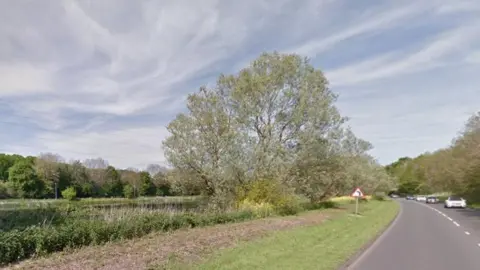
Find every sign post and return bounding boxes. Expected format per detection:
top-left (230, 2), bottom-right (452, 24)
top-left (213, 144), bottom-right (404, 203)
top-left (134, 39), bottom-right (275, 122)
top-left (351, 187), bottom-right (364, 215)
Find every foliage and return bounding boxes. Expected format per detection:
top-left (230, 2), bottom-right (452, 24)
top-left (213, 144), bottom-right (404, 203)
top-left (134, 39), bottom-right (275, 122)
top-left (236, 179), bottom-right (302, 216)
top-left (8, 160), bottom-right (44, 198)
top-left (139, 172), bottom-right (156, 196)
top-left (61, 187), bottom-right (77, 201)
top-left (0, 210), bottom-right (255, 265)
top-left (237, 199), bottom-right (275, 218)
top-left (0, 182), bottom-right (9, 199)
top-left (123, 184), bottom-right (136, 199)
top-left (386, 111), bottom-right (480, 203)
top-left (0, 152), bottom-right (182, 200)
top-left (163, 51), bottom-right (393, 207)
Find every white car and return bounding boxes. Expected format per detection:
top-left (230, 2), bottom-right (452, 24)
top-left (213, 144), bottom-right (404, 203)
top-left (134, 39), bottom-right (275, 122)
top-left (444, 196), bottom-right (467, 208)
top-left (416, 196), bottom-right (427, 202)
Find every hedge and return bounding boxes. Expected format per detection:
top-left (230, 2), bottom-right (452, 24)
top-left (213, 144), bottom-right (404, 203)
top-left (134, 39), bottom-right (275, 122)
top-left (0, 210), bottom-right (254, 265)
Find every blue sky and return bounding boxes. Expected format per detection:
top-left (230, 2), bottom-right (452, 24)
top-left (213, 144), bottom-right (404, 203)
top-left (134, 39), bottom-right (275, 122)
top-left (1, 0), bottom-right (479, 169)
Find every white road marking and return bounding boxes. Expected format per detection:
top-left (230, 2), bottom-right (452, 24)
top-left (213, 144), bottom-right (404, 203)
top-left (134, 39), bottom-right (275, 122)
top-left (447, 217), bottom-right (453, 221)
top-left (465, 231), bottom-right (471, 235)
top-left (478, 243), bottom-right (480, 248)
top-left (453, 221), bottom-right (460, 227)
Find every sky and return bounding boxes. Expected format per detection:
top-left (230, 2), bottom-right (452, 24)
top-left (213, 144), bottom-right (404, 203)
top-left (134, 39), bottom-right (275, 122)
top-left (1, 0), bottom-right (479, 169)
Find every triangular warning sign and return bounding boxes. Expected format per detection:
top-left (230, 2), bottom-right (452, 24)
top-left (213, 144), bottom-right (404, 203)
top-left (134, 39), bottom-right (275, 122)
top-left (351, 187), bottom-right (364, 197)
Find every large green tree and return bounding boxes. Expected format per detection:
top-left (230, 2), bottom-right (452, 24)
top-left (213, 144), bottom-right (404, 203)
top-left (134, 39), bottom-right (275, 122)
top-left (163, 52), bottom-right (392, 204)
top-left (8, 159), bottom-right (44, 198)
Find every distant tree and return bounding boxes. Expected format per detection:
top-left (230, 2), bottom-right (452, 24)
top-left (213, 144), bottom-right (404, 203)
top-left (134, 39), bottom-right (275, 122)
top-left (152, 171), bottom-right (171, 196)
top-left (145, 164), bottom-right (167, 176)
top-left (83, 158), bottom-right (109, 169)
top-left (123, 184), bottom-right (135, 199)
top-left (103, 166), bottom-right (123, 197)
top-left (34, 153), bottom-right (64, 198)
top-left (121, 168), bottom-right (141, 197)
top-left (8, 160), bottom-right (44, 198)
top-left (139, 171), bottom-right (156, 196)
top-left (61, 186), bottom-right (77, 201)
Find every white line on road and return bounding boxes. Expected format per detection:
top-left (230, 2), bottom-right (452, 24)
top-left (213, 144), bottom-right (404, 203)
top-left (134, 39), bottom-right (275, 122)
top-left (465, 231), bottom-right (471, 235)
top-left (447, 217), bottom-right (453, 221)
top-left (478, 243), bottom-right (480, 248)
top-left (453, 221), bottom-right (460, 227)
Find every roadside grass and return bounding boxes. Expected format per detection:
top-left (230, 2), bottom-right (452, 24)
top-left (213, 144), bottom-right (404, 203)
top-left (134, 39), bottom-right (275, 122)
top-left (469, 203), bottom-right (480, 209)
top-left (194, 200), bottom-right (398, 270)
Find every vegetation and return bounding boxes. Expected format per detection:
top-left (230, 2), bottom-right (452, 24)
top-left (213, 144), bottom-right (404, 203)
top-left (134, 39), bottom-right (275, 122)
top-left (0, 154), bottom-right (174, 199)
top-left (0, 197), bottom-right (339, 265)
top-left (386, 112), bottom-right (480, 203)
top-left (0, 210), bottom-right (255, 265)
top-left (163, 52), bottom-right (394, 210)
top-left (0, 52), bottom-right (396, 265)
top-left (195, 200), bottom-right (398, 270)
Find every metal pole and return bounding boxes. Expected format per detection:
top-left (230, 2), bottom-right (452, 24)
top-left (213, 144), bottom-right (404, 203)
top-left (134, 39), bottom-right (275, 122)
top-left (55, 182), bottom-right (58, 199)
top-left (355, 196), bottom-right (359, 215)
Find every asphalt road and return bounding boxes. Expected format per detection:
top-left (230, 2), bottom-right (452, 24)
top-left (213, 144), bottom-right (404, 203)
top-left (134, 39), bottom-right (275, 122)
top-left (347, 199), bottom-right (480, 270)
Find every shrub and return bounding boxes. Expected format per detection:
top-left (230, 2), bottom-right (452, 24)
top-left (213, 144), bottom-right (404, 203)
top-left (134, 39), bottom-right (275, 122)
top-left (0, 182), bottom-right (9, 199)
top-left (236, 178), bottom-right (300, 215)
top-left (372, 192), bottom-right (386, 201)
top-left (0, 210), bottom-right (256, 265)
top-left (237, 199), bottom-right (275, 218)
top-left (123, 184), bottom-right (135, 199)
top-left (61, 187), bottom-right (77, 201)
top-left (273, 195), bottom-right (302, 216)
top-left (301, 200), bottom-right (337, 210)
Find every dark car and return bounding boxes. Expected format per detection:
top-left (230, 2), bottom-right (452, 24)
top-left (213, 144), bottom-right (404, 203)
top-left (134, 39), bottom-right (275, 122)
top-left (406, 194), bottom-right (415, 200)
top-left (426, 196), bottom-right (438, 204)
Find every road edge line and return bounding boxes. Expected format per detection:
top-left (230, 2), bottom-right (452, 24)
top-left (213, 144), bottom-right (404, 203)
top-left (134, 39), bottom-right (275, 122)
top-left (338, 200), bottom-right (402, 270)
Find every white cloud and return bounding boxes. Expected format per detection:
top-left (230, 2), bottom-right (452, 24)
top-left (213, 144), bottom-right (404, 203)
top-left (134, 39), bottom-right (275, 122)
top-left (28, 126), bottom-right (169, 169)
top-left (0, 63), bottom-right (54, 96)
top-left (435, 0), bottom-right (480, 14)
top-left (325, 22), bottom-right (480, 86)
top-left (466, 51), bottom-right (480, 64)
top-left (1, 0), bottom-right (480, 167)
top-left (290, 1), bottom-right (430, 57)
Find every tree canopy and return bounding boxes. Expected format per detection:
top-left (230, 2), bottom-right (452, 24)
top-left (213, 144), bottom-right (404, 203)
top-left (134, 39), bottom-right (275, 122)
top-left (163, 52), bottom-right (394, 206)
top-left (386, 112), bottom-right (480, 203)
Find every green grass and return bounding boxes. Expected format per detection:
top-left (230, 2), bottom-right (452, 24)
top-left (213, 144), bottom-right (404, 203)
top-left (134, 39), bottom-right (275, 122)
top-left (195, 200), bottom-right (399, 270)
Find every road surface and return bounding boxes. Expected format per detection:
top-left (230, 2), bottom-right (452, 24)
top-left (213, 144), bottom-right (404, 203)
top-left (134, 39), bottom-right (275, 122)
top-left (347, 199), bottom-right (480, 270)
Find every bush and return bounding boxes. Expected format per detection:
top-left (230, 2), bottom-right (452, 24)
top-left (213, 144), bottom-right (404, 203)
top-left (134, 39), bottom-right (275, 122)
top-left (301, 200), bottom-right (337, 210)
top-left (236, 178), bottom-right (300, 215)
top-left (372, 193), bottom-right (386, 201)
top-left (273, 195), bottom-right (302, 216)
top-left (0, 182), bottom-right (9, 199)
top-left (237, 199), bottom-right (275, 218)
top-left (61, 187), bottom-right (77, 201)
top-left (123, 184), bottom-right (135, 199)
top-left (0, 210), bottom-right (256, 265)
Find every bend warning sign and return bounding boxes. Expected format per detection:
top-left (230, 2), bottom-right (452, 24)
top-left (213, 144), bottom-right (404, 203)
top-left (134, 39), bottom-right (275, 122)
top-left (351, 187), bottom-right (364, 197)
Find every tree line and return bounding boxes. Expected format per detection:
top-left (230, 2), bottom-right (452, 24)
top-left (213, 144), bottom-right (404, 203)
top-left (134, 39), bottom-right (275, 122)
top-left (386, 112), bottom-right (480, 203)
top-left (162, 52), bottom-right (394, 208)
top-left (0, 154), bottom-right (175, 199)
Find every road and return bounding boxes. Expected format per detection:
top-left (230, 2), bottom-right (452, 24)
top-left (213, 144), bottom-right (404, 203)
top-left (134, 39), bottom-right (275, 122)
top-left (347, 199), bottom-right (480, 270)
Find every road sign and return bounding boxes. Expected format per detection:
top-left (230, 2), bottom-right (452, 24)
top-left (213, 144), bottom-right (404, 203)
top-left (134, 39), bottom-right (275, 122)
top-left (351, 187), bottom-right (364, 215)
top-left (351, 187), bottom-right (364, 198)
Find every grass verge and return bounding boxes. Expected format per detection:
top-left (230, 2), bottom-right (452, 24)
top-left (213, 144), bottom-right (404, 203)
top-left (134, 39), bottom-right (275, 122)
top-left (195, 200), bottom-right (398, 270)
